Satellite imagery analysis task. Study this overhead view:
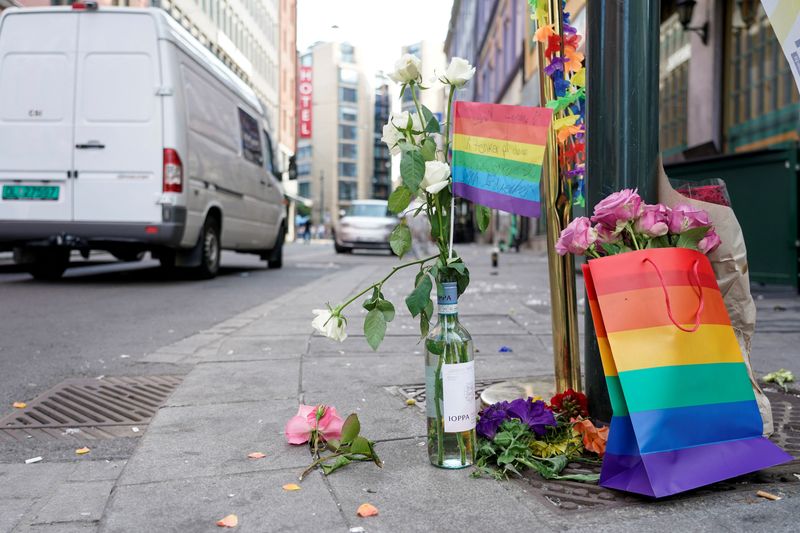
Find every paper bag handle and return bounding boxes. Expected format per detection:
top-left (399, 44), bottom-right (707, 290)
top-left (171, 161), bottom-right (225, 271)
top-left (642, 257), bottom-right (704, 333)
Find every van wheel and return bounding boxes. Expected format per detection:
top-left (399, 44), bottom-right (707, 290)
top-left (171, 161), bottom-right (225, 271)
top-left (195, 218), bottom-right (221, 279)
top-left (267, 224), bottom-right (285, 269)
top-left (28, 249), bottom-right (70, 281)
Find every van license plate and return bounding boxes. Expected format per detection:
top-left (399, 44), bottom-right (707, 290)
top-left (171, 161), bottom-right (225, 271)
top-left (2, 185), bottom-right (59, 201)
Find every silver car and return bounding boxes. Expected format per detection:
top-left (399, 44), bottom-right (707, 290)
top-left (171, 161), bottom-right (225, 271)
top-left (333, 200), bottom-right (398, 253)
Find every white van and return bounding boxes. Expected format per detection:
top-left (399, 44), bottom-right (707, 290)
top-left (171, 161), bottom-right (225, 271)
top-left (0, 5), bottom-right (286, 279)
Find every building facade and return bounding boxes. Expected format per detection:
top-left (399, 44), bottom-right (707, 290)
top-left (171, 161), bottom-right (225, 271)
top-left (295, 42), bottom-right (374, 227)
top-left (277, 0), bottom-right (296, 175)
top-left (373, 78), bottom-right (392, 200)
top-left (444, 0), bottom-right (478, 102)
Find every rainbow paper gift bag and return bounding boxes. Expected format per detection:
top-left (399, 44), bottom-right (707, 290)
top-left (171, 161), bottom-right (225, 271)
top-left (583, 248), bottom-right (792, 498)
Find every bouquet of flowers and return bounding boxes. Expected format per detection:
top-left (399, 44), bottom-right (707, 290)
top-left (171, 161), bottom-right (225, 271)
top-left (473, 391), bottom-right (603, 482)
top-left (555, 188), bottom-right (720, 259)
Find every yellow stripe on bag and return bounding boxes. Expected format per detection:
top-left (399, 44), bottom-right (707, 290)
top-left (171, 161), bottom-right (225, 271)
top-left (598, 337), bottom-right (618, 377)
top-left (607, 324), bottom-right (742, 373)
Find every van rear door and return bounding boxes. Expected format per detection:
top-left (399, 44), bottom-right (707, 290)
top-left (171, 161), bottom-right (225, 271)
top-left (72, 11), bottom-right (163, 223)
top-left (0, 11), bottom-right (78, 222)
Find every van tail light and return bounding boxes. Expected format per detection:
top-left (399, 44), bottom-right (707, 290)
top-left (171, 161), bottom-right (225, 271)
top-left (163, 148), bottom-right (183, 193)
top-left (72, 1), bottom-right (99, 10)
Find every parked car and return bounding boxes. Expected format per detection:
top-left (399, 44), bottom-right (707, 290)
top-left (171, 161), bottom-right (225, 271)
top-left (333, 200), bottom-right (397, 253)
top-left (0, 5), bottom-right (286, 279)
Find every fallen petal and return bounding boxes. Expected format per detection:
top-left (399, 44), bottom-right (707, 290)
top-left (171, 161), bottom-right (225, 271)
top-left (216, 514), bottom-right (238, 528)
top-left (356, 503), bottom-right (379, 517)
top-left (756, 490), bottom-right (781, 501)
top-left (247, 452), bottom-right (266, 459)
top-left (75, 447), bottom-right (90, 455)
top-left (25, 456), bottom-right (43, 464)
top-left (12, 402), bottom-right (26, 409)
top-left (282, 483), bottom-right (301, 491)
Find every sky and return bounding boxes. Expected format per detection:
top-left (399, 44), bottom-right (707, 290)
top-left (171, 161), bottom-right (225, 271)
top-left (296, 0), bottom-right (454, 76)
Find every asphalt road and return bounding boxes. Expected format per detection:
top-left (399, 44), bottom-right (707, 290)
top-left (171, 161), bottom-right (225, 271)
top-left (0, 242), bottom-right (344, 417)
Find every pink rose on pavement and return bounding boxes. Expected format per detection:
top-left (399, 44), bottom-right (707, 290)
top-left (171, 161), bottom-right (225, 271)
top-left (697, 228), bottom-right (722, 254)
top-left (634, 204), bottom-right (671, 237)
top-left (668, 204), bottom-right (711, 234)
top-left (284, 404), bottom-right (344, 445)
top-left (590, 188), bottom-right (643, 230)
top-left (556, 217), bottom-right (597, 256)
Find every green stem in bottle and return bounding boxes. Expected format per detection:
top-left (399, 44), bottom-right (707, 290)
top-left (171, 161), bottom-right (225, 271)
top-left (434, 352), bottom-right (445, 464)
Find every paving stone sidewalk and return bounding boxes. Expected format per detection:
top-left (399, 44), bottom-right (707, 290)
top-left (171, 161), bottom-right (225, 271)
top-left (4, 246), bottom-right (798, 532)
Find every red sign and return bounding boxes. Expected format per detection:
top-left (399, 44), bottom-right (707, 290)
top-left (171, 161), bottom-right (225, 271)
top-left (298, 66), bottom-right (313, 139)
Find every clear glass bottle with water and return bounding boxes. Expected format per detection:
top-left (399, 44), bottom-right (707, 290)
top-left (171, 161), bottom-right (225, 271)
top-left (425, 281), bottom-right (476, 468)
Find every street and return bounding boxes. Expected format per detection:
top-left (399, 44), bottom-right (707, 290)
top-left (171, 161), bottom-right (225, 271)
top-left (0, 243), bottom-right (396, 459)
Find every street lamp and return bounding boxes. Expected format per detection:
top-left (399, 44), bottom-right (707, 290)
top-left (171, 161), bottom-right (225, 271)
top-left (676, 0), bottom-right (709, 45)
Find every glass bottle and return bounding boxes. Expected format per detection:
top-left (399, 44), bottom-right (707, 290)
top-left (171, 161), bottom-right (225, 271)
top-left (425, 281), bottom-right (476, 468)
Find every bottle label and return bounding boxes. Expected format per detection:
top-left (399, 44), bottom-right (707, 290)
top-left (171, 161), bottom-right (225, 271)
top-left (438, 282), bottom-right (458, 316)
top-left (442, 360), bottom-right (476, 432)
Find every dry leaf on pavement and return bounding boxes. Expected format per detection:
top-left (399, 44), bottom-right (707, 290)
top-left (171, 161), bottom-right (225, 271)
top-left (356, 503), bottom-right (379, 517)
top-left (282, 483), bottom-right (301, 491)
top-left (75, 447), bottom-right (90, 455)
top-left (12, 402), bottom-right (26, 409)
top-left (247, 452), bottom-right (266, 459)
top-left (216, 514), bottom-right (238, 528)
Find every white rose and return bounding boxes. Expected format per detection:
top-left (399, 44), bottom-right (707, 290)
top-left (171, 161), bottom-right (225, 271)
top-left (388, 53), bottom-right (422, 84)
top-left (390, 111), bottom-right (412, 130)
top-left (381, 122), bottom-right (403, 156)
top-left (421, 161), bottom-right (451, 194)
top-left (312, 309), bottom-right (347, 342)
top-left (440, 57), bottom-right (476, 87)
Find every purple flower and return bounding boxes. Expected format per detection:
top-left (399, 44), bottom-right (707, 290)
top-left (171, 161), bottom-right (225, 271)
top-left (507, 398), bottom-right (557, 436)
top-left (476, 401), bottom-right (509, 440)
top-left (555, 217), bottom-right (597, 256)
top-left (698, 228), bottom-right (722, 254)
top-left (668, 204), bottom-right (711, 234)
top-left (591, 188), bottom-right (643, 231)
top-left (544, 57), bottom-right (565, 76)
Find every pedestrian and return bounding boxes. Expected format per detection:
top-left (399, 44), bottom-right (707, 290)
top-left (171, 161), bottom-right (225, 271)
top-left (303, 218), bottom-right (312, 243)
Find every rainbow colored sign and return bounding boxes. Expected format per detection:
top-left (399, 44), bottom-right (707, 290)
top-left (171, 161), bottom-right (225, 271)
top-left (451, 102), bottom-right (553, 218)
top-left (584, 248), bottom-right (792, 498)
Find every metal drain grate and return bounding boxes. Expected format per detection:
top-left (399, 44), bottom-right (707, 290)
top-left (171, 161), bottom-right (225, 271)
top-left (388, 378), bottom-right (507, 412)
top-left (0, 375), bottom-right (183, 442)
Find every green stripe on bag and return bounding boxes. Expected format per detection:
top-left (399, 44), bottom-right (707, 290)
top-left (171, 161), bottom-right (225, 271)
top-left (606, 376), bottom-right (629, 416)
top-left (619, 362), bottom-right (755, 413)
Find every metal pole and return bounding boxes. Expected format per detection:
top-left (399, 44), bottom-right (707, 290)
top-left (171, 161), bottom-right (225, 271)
top-left (585, 0), bottom-right (661, 421)
top-left (537, 0), bottom-right (581, 393)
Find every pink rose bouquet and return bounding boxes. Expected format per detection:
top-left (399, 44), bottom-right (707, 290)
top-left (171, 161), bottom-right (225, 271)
top-left (556, 189), bottom-right (721, 257)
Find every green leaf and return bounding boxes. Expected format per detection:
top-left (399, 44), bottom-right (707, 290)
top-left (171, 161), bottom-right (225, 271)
top-left (340, 413), bottom-right (360, 444)
top-left (388, 185), bottom-right (413, 214)
top-left (320, 455), bottom-right (352, 475)
top-left (420, 137), bottom-right (437, 161)
top-left (367, 440), bottom-right (383, 467)
top-left (423, 298), bottom-right (433, 319)
top-left (400, 149), bottom-right (425, 192)
top-left (389, 223), bottom-right (412, 258)
top-left (476, 205), bottom-right (492, 232)
top-left (421, 105), bottom-right (440, 133)
top-left (364, 308), bottom-right (387, 350)
top-left (376, 299), bottom-right (395, 322)
top-left (405, 275), bottom-right (433, 317)
top-left (676, 226), bottom-right (710, 250)
top-left (326, 439), bottom-right (341, 452)
top-left (455, 264), bottom-right (470, 296)
top-left (349, 435), bottom-right (372, 456)
top-left (646, 235), bottom-right (671, 249)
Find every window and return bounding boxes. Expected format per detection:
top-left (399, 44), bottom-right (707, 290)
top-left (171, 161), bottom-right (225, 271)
top-left (725, 4), bottom-right (800, 151)
top-left (338, 180), bottom-right (358, 200)
top-left (344, 203), bottom-right (389, 217)
top-left (297, 162), bottom-right (312, 175)
top-left (338, 161), bottom-right (357, 177)
top-left (339, 107), bottom-right (358, 122)
top-left (298, 181), bottom-right (311, 198)
top-left (338, 143), bottom-right (358, 159)
top-left (339, 124), bottom-right (357, 140)
top-left (339, 67), bottom-right (359, 84)
top-left (262, 130), bottom-right (275, 175)
top-left (297, 145), bottom-right (312, 160)
top-left (339, 87), bottom-right (357, 102)
top-left (340, 43), bottom-right (355, 63)
top-left (658, 14), bottom-right (690, 158)
top-left (238, 109), bottom-right (263, 165)
top-left (301, 54), bottom-right (312, 67)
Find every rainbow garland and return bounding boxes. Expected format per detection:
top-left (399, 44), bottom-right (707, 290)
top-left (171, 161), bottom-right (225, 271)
top-left (528, 0), bottom-right (586, 207)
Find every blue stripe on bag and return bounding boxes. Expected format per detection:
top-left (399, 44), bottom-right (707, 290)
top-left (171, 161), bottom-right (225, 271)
top-left (630, 400), bottom-right (764, 454)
